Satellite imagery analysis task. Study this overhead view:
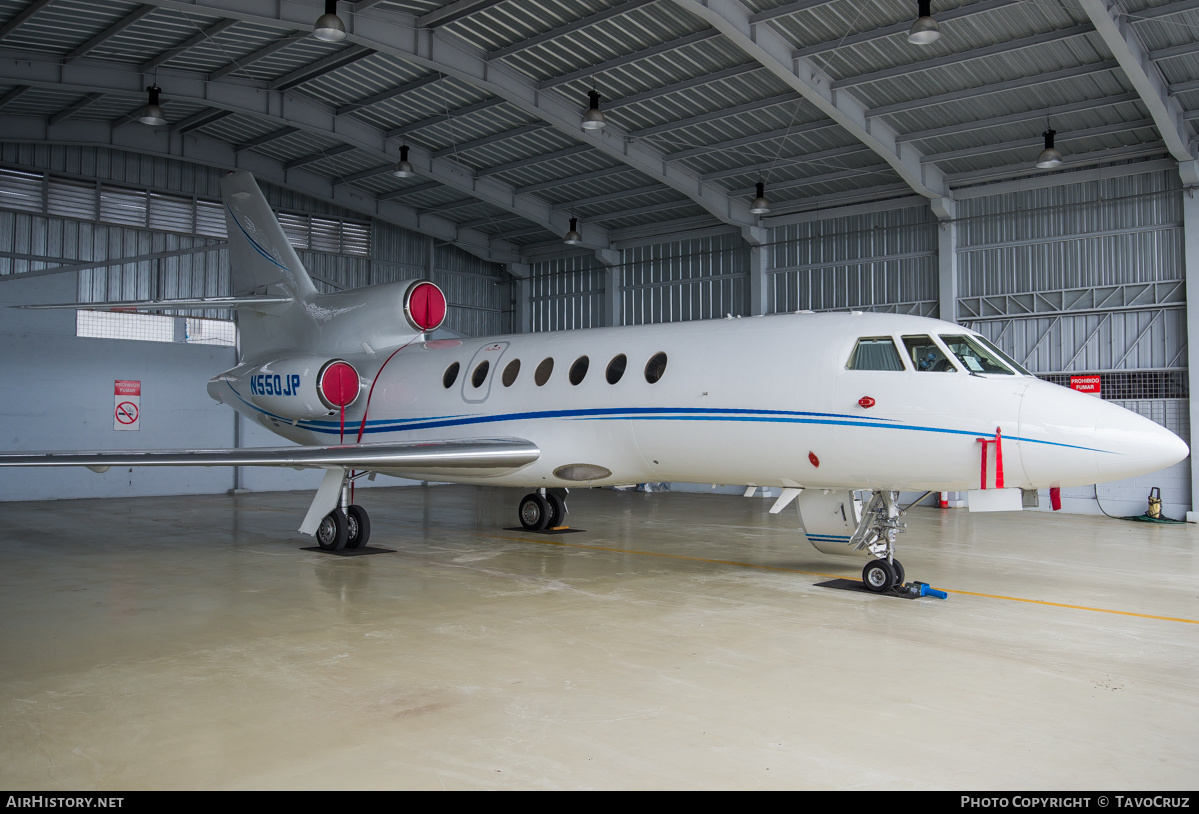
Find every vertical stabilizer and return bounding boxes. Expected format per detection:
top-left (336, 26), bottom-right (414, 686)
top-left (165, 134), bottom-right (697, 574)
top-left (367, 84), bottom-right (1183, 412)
top-left (221, 172), bottom-right (316, 360)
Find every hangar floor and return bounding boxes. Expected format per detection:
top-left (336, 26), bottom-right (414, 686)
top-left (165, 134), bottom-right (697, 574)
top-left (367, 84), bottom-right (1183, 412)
top-left (1, 485), bottom-right (1196, 790)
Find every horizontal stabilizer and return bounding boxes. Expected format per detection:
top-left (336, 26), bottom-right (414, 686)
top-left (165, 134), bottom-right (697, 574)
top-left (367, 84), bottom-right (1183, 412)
top-left (15, 296), bottom-right (293, 313)
top-left (0, 438), bottom-right (540, 474)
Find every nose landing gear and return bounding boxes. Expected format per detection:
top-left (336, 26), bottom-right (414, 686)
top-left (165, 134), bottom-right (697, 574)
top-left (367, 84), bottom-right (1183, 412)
top-left (518, 489), bottom-right (566, 531)
top-left (854, 490), bottom-right (907, 593)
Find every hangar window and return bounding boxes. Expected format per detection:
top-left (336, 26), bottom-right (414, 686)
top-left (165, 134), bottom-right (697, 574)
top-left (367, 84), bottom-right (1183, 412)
top-left (443, 362), bottom-right (460, 388)
top-left (502, 359), bottom-right (520, 387)
top-left (606, 354), bottom-right (627, 384)
top-left (534, 357), bottom-right (554, 386)
top-left (846, 338), bottom-right (904, 371)
top-left (472, 359), bottom-right (490, 388)
top-left (569, 356), bottom-right (589, 385)
top-left (645, 352), bottom-right (668, 384)
top-left (941, 335), bottom-right (1017, 375)
top-left (903, 336), bottom-right (956, 372)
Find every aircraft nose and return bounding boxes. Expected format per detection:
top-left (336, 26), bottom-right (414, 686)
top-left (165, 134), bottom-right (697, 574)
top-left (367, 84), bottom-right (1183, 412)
top-left (1090, 398), bottom-right (1190, 482)
top-left (1019, 380), bottom-right (1189, 488)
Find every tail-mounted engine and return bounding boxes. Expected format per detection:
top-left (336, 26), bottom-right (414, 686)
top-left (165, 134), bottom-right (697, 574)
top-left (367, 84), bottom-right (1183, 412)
top-left (230, 356), bottom-right (362, 421)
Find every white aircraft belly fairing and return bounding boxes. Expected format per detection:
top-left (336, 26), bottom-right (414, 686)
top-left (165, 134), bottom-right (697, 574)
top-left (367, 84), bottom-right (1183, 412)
top-left (2, 172), bottom-right (1189, 593)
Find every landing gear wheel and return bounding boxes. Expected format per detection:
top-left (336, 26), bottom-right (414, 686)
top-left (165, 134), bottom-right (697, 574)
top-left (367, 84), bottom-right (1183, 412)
top-left (862, 558), bottom-right (897, 593)
top-left (891, 559), bottom-right (905, 587)
top-left (344, 505), bottom-right (371, 549)
top-left (316, 510), bottom-right (348, 552)
top-left (545, 493), bottom-right (566, 529)
top-left (519, 493), bottom-right (551, 531)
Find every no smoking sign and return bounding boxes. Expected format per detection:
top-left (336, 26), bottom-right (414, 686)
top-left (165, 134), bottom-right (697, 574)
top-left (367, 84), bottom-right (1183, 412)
top-left (114, 380), bottom-right (141, 431)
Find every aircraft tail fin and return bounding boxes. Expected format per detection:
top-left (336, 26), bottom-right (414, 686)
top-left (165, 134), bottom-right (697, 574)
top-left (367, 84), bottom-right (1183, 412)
top-left (221, 171), bottom-right (317, 303)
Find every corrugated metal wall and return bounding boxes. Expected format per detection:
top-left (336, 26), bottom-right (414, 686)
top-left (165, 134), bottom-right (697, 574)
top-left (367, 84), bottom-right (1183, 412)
top-left (528, 253), bottom-right (608, 331)
top-left (768, 205), bottom-right (939, 315)
top-left (622, 233), bottom-right (748, 324)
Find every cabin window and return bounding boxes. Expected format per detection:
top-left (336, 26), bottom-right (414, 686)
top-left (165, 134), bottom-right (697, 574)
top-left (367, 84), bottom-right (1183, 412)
top-left (645, 352), bottom-right (668, 384)
top-left (502, 359), bottom-right (521, 386)
top-left (902, 336), bottom-right (956, 372)
top-left (569, 355), bottom-right (589, 385)
top-left (846, 337), bottom-right (904, 371)
top-left (534, 357), bottom-right (554, 386)
top-left (443, 362), bottom-right (460, 388)
top-left (471, 359), bottom-right (490, 388)
top-left (606, 354), bottom-right (627, 384)
top-left (941, 335), bottom-right (1017, 375)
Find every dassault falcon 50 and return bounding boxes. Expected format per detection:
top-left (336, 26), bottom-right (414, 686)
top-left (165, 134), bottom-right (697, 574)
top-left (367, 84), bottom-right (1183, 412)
top-left (2, 172), bottom-right (1188, 593)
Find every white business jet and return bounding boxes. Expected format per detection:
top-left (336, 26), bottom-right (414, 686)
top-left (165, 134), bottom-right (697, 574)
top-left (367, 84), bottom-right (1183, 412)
top-left (2, 172), bottom-right (1189, 593)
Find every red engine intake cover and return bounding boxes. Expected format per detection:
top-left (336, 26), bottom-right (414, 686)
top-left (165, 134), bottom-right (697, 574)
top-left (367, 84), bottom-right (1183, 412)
top-left (319, 360), bottom-right (360, 408)
top-left (405, 281), bottom-right (447, 332)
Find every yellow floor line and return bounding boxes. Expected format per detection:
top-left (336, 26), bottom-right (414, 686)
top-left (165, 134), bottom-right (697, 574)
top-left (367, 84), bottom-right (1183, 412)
top-left (489, 532), bottom-right (1199, 626)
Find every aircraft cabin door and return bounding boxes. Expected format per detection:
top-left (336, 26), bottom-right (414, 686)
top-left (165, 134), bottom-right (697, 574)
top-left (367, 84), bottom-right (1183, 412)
top-left (461, 341), bottom-right (509, 403)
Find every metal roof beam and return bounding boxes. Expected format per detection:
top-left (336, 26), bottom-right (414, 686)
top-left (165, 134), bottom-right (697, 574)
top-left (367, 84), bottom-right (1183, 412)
top-left (748, 0), bottom-right (837, 24)
top-left (487, 0), bottom-right (658, 61)
top-left (430, 123), bottom-right (551, 159)
top-left (591, 200), bottom-right (697, 222)
top-left (417, 0), bottom-right (509, 29)
top-left (65, 5), bottom-right (158, 64)
top-left (0, 0), bottom-right (55, 40)
top-left (897, 93), bottom-right (1142, 144)
top-left (378, 182), bottom-right (441, 201)
top-left (606, 64), bottom-right (762, 110)
top-left (209, 32), bottom-right (307, 81)
top-left (170, 107), bottom-right (233, 134)
top-left (553, 184), bottom-right (671, 210)
top-left (831, 25), bottom-right (1094, 91)
top-left (139, 18), bottom-right (239, 73)
top-left (536, 31), bottom-right (720, 90)
top-left (332, 165), bottom-right (395, 185)
top-left (729, 163), bottom-right (893, 195)
top-left (48, 92), bottom-right (104, 125)
top-left (628, 93), bottom-right (798, 138)
top-left (269, 45), bottom-right (374, 91)
top-left (389, 98), bottom-right (506, 137)
top-left (664, 120), bottom-right (838, 162)
top-left (867, 61), bottom-right (1120, 119)
top-left (516, 165), bottom-right (632, 195)
top-left (476, 145), bottom-right (591, 178)
top-left (672, 0), bottom-right (950, 205)
top-left (945, 142), bottom-right (1170, 186)
top-left (233, 125), bottom-right (301, 152)
top-left (336, 73), bottom-right (443, 116)
top-left (0, 84), bottom-right (31, 109)
top-left (1126, 0), bottom-right (1199, 22)
top-left (1078, 0), bottom-right (1197, 178)
top-left (283, 144), bottom-right (356, 170)
top-left (701, 145), bottom-right (870, 181)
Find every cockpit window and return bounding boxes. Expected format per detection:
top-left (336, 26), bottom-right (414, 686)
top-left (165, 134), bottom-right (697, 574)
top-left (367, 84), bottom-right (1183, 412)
top-left (971, 335), bottom-right (1031, 376)
top-left (941, 335), bottom-right (1018, 375)
top-left (846, 337), bottom-right (905, 371)
top-left (903, 335), bottom-right (956, 372)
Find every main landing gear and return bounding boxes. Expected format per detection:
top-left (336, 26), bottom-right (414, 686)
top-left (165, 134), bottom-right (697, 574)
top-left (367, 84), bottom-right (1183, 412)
top-left (518, 489), bottom-right (566, 531)
top-left (855, 490), bottom-right (907, 593)
top-left (315, 473), bottom-right (372, 552)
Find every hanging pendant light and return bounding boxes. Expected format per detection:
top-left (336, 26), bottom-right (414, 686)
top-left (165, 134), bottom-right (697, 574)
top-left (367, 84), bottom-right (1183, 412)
top-left (393, 144), bottom-right (415, 178)
top-left (749, 181), bottom-right (770, 215)
top-left (581, 90), bottom-right (606, 131)
top-left (313, 0), bottom-right (347, 42)
top-left (908, 0), bottom-right (942, 45)
top-left (138, 85), bottom-right (166, 126)
top-left (1037, 129), bottom-right (1063, 169)
top-left (563, 217), bottom-right (583, 245)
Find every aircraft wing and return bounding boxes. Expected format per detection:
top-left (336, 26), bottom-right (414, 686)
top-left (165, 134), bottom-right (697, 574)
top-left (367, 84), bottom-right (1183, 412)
top-left (0, 438), bottom-right (540, 476)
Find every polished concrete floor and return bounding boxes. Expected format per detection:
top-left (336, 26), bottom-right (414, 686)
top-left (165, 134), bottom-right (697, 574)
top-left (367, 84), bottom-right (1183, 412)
top-left (1, 485), bottom-right (1196, 790)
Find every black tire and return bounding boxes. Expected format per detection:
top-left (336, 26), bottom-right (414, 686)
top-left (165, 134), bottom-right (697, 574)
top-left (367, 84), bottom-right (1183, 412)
top-left (862, 559), bottom-right (897, 593)
top-left (345, 505), bottom-right (371, 549)
top-left (545, 493), bottom-right (566, 529)
top-left (316, 510), bottom-right (349, 551)
top-left (519, 493), bottom-right (551, 531)
top-left (891, 558), bottom-right (905, 587)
